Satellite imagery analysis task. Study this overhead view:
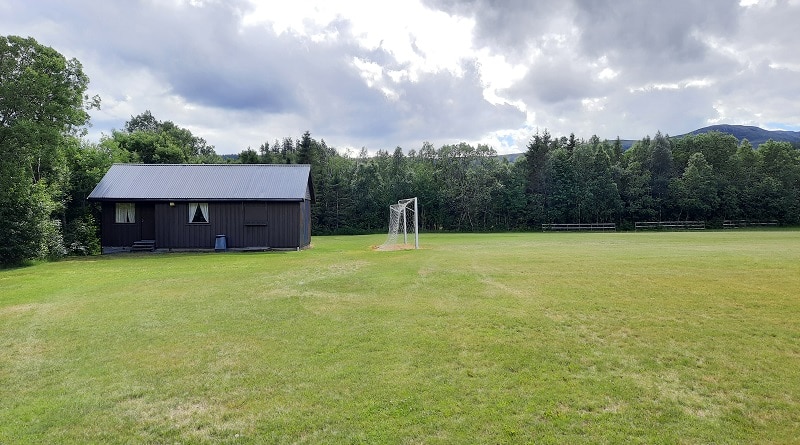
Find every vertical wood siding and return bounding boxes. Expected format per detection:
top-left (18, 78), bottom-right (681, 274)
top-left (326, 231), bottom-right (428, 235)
top-left (100, 202), bottom-right (143, 247)
top-left (102, 200), bottom-right (310, 250)
top-left (301, 199), bottom-right (311, 247)
top-left (267, 202), bottom-right (301, 248)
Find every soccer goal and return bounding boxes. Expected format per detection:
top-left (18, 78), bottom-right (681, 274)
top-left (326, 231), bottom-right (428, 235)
top-left (378, 197), bottom-right (419, 250)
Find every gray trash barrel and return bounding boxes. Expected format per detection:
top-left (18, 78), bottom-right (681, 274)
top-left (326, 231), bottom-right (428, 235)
top-left (215, 234), bottom-right (227, 252)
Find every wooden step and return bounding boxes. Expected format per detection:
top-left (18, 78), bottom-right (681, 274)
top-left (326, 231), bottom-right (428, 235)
top-left (131, 240), bottom-right (155, 252)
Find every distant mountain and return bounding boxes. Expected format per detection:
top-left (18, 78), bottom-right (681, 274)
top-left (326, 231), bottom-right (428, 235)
top-left (497, 153), bottom-right (523, 163)
top-left (679, 124), bottom-right (800, 147)
top-left (541, 124), bottom-right (800, 155)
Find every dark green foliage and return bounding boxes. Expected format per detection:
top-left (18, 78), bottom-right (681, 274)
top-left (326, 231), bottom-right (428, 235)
top-left (0, 167), bottom-right (46, 266)
top-left (297, 131), bottom-right (315, 165)
top-left (0, 35), bottom-right (96, 266)
top-left (672, 152), bottom-right (718, 220)
top-left (63, 215), bottom-right (101, 255)
top-left (523, 130), bottom-right (552, 225)
top-left (39, 218), bottom-right (66, 260)
top-left (246, 130), bottom-right (800, 235)
top-left (238, 148), bottom-right (260, 164)
top-left (105, 110), bottom-right (220, 164)
top-left (545, 147), bottom-right (576, 223)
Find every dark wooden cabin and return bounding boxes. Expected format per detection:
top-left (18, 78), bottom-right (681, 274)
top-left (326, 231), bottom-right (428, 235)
top-left (88, 164), bottom-right (314, 252)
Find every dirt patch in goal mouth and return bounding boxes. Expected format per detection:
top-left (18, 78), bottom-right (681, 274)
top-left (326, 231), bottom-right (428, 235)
top-left (372, 244), bottom-right (416, 251)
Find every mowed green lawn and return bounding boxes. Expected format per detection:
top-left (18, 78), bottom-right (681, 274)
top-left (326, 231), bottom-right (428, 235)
top-left (2, 231), bottom-right (799, 444)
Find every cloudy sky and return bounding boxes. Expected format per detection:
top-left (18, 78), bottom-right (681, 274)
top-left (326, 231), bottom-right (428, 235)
top-left (2, 0), bottom-right (799, 154)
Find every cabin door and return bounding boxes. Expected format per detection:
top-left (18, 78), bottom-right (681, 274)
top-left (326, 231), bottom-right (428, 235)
top-left (139, 204), bottom-right (156, 240)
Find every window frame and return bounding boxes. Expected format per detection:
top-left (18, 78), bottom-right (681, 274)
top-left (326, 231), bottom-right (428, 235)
top-left (188, 202), bottom-right (210, 224)
top-left (115, 203), bottom-right (136, 224)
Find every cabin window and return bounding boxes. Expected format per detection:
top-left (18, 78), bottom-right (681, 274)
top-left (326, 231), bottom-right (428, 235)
top-left (244, 203), bottom-right (268, 226)
top-left (188, 203), bottom-right (209, 223)
top-left (115, 203), bottom-right (136, 224)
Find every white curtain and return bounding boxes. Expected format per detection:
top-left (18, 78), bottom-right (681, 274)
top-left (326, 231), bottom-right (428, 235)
top-left (115, 203), bottom-right (135, 223)
top-left (189, 203), bottom-right (209, 223)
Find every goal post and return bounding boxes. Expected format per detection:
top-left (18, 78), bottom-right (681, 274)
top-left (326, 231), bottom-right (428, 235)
top-left (379, 197), bottom-right (419, 250)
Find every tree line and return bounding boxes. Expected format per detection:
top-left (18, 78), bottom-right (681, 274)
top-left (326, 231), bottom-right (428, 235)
top-left (254, 129), bottom-right (800, 235)
top-left (2, 35), bottom-right (799, 266)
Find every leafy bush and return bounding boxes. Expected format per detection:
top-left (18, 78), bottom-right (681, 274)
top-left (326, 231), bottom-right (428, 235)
top-left (0, 177), bottom-right (44, 267)
top-left (64, 215), bottom-right (101, 256)
top-left (39, 219), bottom-right (66, 261)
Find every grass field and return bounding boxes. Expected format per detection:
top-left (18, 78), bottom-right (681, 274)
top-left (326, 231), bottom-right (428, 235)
top-left (2, 231), bottom-right (799, 443)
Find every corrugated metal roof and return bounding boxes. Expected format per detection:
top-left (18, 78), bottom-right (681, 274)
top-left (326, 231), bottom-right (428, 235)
top-left (88, 164), bottom-right (312, 201)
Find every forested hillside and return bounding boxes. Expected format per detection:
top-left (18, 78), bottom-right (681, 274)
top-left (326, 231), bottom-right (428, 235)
top-left (265, 130), bottom-right (800, 234)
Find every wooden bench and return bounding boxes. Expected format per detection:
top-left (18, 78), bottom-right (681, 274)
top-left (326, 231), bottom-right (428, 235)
top-left (724, 220), bottom-right (778, 228)
top-left (634, 221), bottom-right (661, 230)
top-left (542, 223), bottom-right (616, 232)
top-left (635, 221), bottom-right (706, 231)
top-left (723, 220), bottom-right (747, 229)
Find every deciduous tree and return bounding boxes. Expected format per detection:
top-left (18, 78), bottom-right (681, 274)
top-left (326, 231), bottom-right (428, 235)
top-left (0, 36), bottom-right (97, 265)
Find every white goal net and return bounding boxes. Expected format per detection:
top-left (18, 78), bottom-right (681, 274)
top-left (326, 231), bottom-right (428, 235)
top-left (378, 197), bottom-right (419, 250)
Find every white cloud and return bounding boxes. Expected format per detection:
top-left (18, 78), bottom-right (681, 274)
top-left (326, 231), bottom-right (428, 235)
top-left (241, 0), bottom-right (477, 78)
top-left (1, 0), bottom-right (798, 154)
